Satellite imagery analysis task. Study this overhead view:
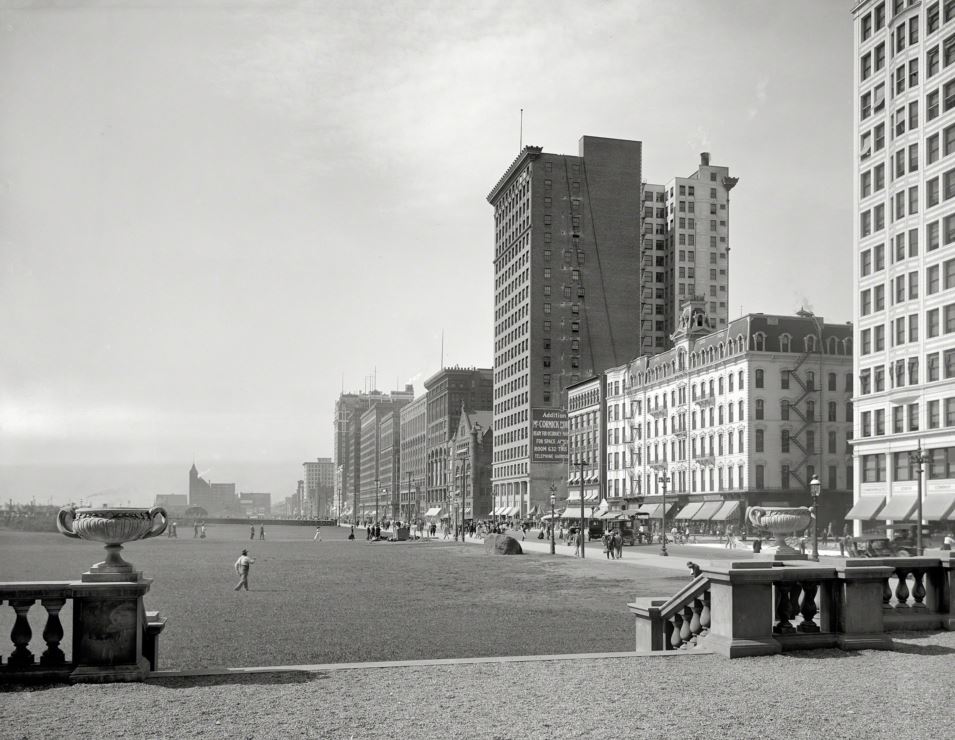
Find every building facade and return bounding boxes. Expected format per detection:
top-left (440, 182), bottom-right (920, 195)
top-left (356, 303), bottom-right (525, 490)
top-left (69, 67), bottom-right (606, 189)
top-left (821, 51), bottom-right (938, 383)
top-left (657, 153), bottom-right (738, 341)
top-left (448, 407), bottom-right (493, 524)
top-left (424, 367), bottom-right (493, 512)
top-left (487, 136), bottom-right (647, 519)
top-left (188, 463), bottom-right (239, 516)
top-left (333, 386), bottom-right (415, 521)
top-left (358, 397), bottom-right (411, 521)
top-left (378, 412), bottom-right (401, 520)
top-left (852, 0), bottom-right (955, 532)
top-left (303, 457), bottom-right (335, 519)
top-left (566, 376), bottom-right (606, 509)
top-left (399, 393), bottom-right (428, 522)
top-left (623, 305), bottom-right (854, 530)
top-left (238, 492), bottom-right (271, 518)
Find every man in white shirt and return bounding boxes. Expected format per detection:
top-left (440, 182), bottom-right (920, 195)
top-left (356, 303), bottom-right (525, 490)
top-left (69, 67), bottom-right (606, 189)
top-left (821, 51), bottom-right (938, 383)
top-left (234, 549), bottom-right (255, 591)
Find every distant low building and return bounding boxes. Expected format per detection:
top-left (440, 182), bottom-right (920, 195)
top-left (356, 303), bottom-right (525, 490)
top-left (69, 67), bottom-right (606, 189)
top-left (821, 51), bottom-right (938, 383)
top-left (189, 463), bottom-right (241, 516)
top-left (238, 492), bottom-right (271, 518)
top-left (154, 493), bottom-right (188, 513)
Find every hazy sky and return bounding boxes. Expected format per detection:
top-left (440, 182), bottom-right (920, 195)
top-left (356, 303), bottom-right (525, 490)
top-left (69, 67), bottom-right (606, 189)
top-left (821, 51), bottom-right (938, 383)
top-left (0, 0), bottom-right (852, 467)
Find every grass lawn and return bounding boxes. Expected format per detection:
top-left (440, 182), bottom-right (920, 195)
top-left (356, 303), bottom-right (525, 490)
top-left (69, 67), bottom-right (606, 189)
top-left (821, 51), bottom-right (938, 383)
top-left (0, 525), bottom-right (693, 670)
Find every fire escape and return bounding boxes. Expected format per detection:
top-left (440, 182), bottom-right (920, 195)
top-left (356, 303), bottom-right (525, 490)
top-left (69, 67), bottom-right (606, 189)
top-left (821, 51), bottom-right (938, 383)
top-left (785, 349), bottom-right (818, 490)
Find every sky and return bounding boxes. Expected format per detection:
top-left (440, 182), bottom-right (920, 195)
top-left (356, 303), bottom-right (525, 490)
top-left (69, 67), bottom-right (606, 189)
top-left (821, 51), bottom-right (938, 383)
top-left (0, 0), bottom-right (853, 482)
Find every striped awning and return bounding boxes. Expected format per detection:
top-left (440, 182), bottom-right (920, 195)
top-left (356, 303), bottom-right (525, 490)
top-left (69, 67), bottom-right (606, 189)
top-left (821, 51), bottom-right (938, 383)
top-left (879, 494), bottom-right (918, 522)
top-left (710, 500), bottom-right (740, 522)
top-left (846, 496), bottom-right (886, 521)
top-left (923, 492), bottom-right (955, 521)
top-left (676, 502), bottom-right (704, 520)
top-left (424, 506), bottom-right (442, 517)
top-left (691, 502), bottom-right (723, 521)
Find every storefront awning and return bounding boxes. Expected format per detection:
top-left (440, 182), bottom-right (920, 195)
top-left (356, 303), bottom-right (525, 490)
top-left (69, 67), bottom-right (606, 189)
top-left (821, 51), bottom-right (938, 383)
top-left (846, 495), bottom-right (886, 521)
top-left (923, 492), bottom-right (955, 521)
top-left (879, 494), bottom-right (918, 521)
top-left (675, 502), bottom-right (704, 520)
top-left (493, 506), bottom-right (505, 515)
top-left (584, 491), bottom-right (599, 501)
top-left (691, 501), bottom-right (723, 521)
top-left (710, 500), bottom-right (740, 522)
top-left (424, 507), bottom-right (442, 517)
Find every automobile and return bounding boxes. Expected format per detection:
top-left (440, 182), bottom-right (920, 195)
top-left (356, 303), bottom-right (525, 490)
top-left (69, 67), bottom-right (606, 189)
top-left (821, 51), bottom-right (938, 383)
top-left (847, 528), bottom-right (940, 557)
top-left (588, 520), bottom-right (605, 541)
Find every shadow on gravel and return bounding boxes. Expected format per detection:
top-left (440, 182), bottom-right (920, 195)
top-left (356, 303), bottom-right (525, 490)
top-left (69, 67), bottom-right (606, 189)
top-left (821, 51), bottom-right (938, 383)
top-left (147, 671), bottom-right (329, 689)
top-left (889, 640), bottom-right (955, 656)
top-left (780, 649), bottom-right (862, 660)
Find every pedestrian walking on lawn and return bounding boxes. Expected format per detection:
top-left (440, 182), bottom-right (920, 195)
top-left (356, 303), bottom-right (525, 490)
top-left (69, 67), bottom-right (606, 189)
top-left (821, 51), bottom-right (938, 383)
top-left (259, 525), bottom-right (265, 540)
top-left (233, 549), bottom-right (255, 591)
top-left (250, 525), bottom-right (255, 540)
top-left (313, 525), bottom-right (322, 541)
top-left (194, 522), bottom-right (199, 538)
top-left (200, 523), bottom-right (207, 539)
top-left (603, 531), bottom-right (612, 559)
top-left (614, 530), bottom-right (623, 559)
top-left (574, 530), bottom-right (582, 557)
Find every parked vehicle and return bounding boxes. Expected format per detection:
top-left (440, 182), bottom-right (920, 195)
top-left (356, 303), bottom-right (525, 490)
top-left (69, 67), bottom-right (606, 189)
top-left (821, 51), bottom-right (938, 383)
top-left (847, 528), bottom-right (940, 557)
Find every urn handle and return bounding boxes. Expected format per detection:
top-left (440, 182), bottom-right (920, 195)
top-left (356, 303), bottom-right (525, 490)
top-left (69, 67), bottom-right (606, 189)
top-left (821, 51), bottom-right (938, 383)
top-left (141, 506), bottom-right (168, 540)
top-left (746, 506), bottom-right (767, 529)
top-left (56, 506), bottom-right (81, 539)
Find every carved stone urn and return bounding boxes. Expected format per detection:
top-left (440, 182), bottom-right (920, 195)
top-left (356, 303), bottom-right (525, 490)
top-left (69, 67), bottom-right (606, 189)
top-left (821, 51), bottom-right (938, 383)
top-left (57, 506), bottom-right (167, 582)
top-left (746, 506), bottom-right (812, 559)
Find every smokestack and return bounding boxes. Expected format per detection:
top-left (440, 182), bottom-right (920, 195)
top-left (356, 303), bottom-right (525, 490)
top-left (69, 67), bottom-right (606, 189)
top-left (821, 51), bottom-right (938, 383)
top-left (700, 152), bottom-right (710, 166)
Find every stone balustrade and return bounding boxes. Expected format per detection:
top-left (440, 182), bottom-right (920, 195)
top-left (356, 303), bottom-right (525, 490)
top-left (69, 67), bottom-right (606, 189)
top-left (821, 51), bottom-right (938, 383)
top-left (0, 580), bottom-right (165, 683)
top-left (630, 553), bottom-right (954, 658)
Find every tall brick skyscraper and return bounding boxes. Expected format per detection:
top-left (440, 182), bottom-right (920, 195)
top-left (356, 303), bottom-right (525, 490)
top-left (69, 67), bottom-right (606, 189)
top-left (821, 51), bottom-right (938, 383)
top-left (487, 136), bottom-right (645, 516)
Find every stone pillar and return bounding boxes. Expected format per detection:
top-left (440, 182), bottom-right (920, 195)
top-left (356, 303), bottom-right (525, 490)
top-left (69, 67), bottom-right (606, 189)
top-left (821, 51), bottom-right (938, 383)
top-left (836, 560), bottom-right (894, 651)
top-left (629, 599), bottom-right (666, 652)
top-left (70, 580), bottom-right (152, 682)
top-left (701, 563), bottom-right (782, 658)
top-left (926, 552), bottom-right (955, 630)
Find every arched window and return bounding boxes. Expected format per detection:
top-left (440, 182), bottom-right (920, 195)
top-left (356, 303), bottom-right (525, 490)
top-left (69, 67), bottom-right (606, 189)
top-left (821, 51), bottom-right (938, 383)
top-left (728, 403), bottom-right (734, 422)
top-left (753, 332), bottom-right (766, 351)
top-left (736, 334), bottom-right (745, 352)
top-left (718, 343), bottom-right (725, 358)
top-left (779, 334), bottom-right (791, 353)
top-left (807, 400), bottom-right (816, 420)
top-left (806, 371), bottom-right (816, 390)
top-left (738, 400), bottom-right (745, 419)
top-left (827, 336), bottom-right (838, 354)
top-left (828, 401), bottom-right (837, 421)
top-left (755, 369), bottom-right (765, 388)
top-left (709, 379), bottom-right (715, 396)
top-left (805, 335), bottom-right (817, 352)
top-left (755, 429), bottom-right (764, 452)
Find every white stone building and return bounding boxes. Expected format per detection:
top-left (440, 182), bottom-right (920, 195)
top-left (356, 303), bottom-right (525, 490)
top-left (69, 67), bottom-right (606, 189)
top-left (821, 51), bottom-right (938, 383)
top-left (852, 0), bottom-right (955, 533)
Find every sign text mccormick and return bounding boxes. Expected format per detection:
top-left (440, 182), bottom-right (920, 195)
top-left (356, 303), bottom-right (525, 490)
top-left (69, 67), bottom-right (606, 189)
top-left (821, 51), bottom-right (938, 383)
top-left (531, 408), bottom-right (568, 463)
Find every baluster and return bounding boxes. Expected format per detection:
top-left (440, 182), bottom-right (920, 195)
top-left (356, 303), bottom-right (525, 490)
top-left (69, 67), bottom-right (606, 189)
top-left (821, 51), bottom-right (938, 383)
top-left (688, 598), bottom-right (703, 645)
top-left (680, 605), bottom-right (693, 647)
top-left (40, 598), bottom-right (66, 667)
top-left (882, 577), bottom-right (893, 611)
top-left (797, 582), bottom-right (820, 633)
top-left (8, 598), bottom-right (36, 668)
top-left (773, 583), bottom-right (795, 634)
top-left (910, 570), bottom-right (926, 611)
top-left (788, 582), bottom-right (802, 625)
top-left (699, 590), bottom-right (711, 635)
top-left (670, 613), bottom-right (684, 650)
top-left (894, 568), bottom-right (911, 609)
top-left (662, 617), bottom-right (674, 651)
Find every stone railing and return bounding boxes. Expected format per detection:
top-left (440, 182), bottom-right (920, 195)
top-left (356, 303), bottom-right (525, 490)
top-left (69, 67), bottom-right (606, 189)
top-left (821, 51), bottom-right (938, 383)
top-left (0, 580), bottom-right (166, 683)
top-left (629, 553), bottom-right (954, 658)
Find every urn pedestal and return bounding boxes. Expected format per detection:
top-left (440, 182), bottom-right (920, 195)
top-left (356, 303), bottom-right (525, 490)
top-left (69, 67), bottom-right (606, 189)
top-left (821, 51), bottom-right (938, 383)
top-left (747, 506), bottom-right (812, 561)
top-left (57, 506), bottom-right (167, 582)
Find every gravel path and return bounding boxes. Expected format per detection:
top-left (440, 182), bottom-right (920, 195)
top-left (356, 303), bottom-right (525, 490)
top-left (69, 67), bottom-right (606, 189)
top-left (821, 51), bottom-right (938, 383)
top-left (3, 630), bottom-right (953, 739)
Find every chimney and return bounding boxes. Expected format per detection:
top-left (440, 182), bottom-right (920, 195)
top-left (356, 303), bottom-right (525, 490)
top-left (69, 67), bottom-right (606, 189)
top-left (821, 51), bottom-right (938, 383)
top-left (700, 152), bottom-right (710, 166)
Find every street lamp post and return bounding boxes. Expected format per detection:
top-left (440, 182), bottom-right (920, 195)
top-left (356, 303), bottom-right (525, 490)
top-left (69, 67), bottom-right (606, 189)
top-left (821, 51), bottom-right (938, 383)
top-left (809, 474), bottom-right (821, 562)
top-left (659, 473), bottom-right (671, 557)
top-left (374, 478), bottom-right (379, 525)
top-left (909, 445), bottom-right (929, 556)
top-left (577, 460), bottom-right (588, 558)
top-left (549, 482), bottom-right (558, 555)
top-left (407, 471), bottom-right (413, 526)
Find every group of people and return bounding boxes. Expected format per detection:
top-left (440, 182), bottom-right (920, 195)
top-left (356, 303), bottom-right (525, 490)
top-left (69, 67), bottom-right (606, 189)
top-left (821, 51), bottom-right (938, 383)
top-left (165, 521), bottom-right (179, 537)
top-left (602, 529), bottom-right (624, 559)
top-left (249, 524), bottom-right (265, 540)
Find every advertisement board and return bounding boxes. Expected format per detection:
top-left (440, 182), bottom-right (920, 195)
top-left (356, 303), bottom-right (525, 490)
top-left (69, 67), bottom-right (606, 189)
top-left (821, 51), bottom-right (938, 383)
top-left (531, 408), bottom-right (568, 463)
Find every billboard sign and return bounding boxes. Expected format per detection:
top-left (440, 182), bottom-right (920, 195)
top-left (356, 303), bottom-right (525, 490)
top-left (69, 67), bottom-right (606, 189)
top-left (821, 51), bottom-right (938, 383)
top-left (531, 408), bottom-right (568, 463)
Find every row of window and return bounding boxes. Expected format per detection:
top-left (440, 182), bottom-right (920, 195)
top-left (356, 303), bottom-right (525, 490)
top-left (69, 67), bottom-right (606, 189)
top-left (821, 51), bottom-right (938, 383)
top-left (862, 445), bottom-right (955, 482)
top-left (860, 350), bottom-right (955, 395)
